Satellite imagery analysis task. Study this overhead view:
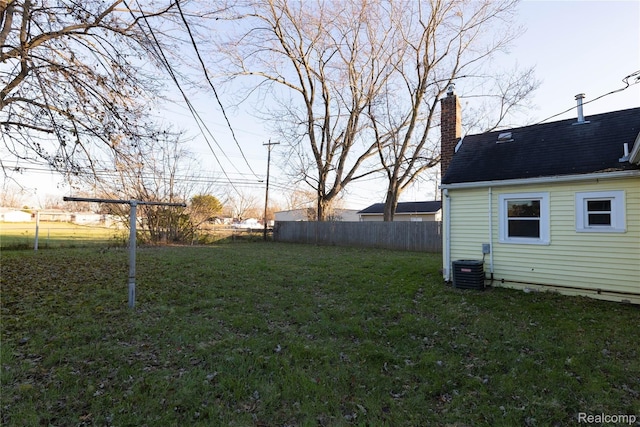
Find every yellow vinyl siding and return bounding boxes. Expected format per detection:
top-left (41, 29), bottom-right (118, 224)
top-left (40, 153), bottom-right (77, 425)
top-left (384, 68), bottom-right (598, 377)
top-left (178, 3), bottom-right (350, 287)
top-left (448, 176), bottom-right (640, 303)
top-left (449, 188), bottom-right (489, 261)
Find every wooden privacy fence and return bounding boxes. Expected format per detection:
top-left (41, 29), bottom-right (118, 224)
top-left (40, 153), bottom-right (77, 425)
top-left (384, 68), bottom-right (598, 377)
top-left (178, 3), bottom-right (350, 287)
top-left (274, 221), bottom-right (442, 252)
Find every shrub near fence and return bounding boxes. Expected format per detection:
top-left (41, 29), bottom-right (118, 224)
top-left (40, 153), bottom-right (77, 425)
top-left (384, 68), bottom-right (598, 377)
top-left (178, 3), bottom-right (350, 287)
top-left (274, 221), bottom-right (442, 252)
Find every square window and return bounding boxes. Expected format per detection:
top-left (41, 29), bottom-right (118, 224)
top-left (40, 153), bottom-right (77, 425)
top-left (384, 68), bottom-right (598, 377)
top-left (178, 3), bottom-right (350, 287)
top-left (499, 193), bottom-right (549, 244)
top-left (576, 191), bottom-right (625, 233)
top-left (586, 200), bottom-right (612, 226)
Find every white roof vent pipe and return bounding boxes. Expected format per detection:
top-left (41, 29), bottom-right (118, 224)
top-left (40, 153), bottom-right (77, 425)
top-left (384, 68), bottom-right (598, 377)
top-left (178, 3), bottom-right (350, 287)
top-left (447, 83), bottom-right (456, 96)
top-left (574, 93), bottom-right (589, 124)
top-left (619, 142), bottom-right (630, 163)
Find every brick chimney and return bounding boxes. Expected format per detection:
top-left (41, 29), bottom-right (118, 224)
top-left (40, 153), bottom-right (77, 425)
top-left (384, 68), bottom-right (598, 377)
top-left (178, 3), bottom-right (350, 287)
top-left (440, 84), bottom-right (461, 179)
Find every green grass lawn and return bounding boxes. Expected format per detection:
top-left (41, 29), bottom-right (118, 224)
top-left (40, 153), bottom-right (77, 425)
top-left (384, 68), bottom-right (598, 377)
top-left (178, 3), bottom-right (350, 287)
top-left (1, 244), bottom-right (638, 426)
top-left (0, 222), bottom-right (126, 249)
top-left (0, 221), bottom-right (261, 249)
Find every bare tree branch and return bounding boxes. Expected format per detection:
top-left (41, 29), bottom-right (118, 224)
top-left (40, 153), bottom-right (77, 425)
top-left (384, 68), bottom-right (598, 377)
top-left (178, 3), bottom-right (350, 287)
top-left (0, 0), bottom-right (181, 178)
top-left (194, 0), bottom-right (538, 221)
top-left (367, 0), bottom-right (539, 220)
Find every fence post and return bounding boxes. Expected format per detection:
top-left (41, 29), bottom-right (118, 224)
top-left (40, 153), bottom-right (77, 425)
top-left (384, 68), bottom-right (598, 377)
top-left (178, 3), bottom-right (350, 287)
top-left (34, 211), bottom-right (40, 251)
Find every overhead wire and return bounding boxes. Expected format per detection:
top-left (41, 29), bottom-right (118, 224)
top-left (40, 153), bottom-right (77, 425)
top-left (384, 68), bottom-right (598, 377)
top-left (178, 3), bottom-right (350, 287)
top-left (536, 70), bottom-right (640, 124)
top-left (1, 159), bottom-right (360, 209)
top-left (0, 162), bottom-right (290, 191)
top-left (123, 0), bottom-right (251, 196)
top-left (173, 0), bottom-right (261, 179)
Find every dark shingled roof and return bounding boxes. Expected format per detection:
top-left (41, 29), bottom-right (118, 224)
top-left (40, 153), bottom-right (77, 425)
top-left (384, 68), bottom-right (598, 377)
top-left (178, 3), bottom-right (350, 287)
top-left (442, 107), bottom-right (640, 185)
top-left (358, 200), bottom-right (442, 215)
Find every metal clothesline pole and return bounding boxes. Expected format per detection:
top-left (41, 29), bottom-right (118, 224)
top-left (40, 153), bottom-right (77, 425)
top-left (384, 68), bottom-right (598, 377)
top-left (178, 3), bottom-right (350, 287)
top-left (128, 201), bottom-right (137, 308)
top-left (63, 196), bottom-right (186, 308)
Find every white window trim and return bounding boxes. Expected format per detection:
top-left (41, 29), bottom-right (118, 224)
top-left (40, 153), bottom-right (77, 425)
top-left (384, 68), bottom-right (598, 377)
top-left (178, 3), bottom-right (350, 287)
top-left (498, 192), bottom-right (550, 245)
top-left (575, 190), bottom-right (626, 233)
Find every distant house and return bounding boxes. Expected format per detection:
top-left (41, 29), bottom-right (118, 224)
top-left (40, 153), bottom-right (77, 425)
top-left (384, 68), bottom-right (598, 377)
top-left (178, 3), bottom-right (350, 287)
top-left (37, 209), bottom-right (72, 222)
top-left (275, 208), bottom-right (314, 221)
top-left (358, 201), bottom-right (442, 222)
top-left (73, 213), bottom-right (103, 225)
top-left (0, 208), bottom-right (32, 222)
top-left (275, 208), bottom-right (360, 222)
top-left (440, 87), bottom-right (640, 304)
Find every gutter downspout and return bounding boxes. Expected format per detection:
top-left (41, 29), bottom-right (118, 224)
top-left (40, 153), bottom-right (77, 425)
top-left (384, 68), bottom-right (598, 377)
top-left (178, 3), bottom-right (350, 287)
top-left (488, 187), bottom-right (494, 278)
top-left (443, 189), bottom-right (451, 281)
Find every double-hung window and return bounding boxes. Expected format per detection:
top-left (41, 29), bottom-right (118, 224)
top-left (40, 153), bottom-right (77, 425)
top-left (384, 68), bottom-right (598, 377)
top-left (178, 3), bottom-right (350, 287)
top-left (575, 191), bottom-right (625, 233)
top-left (499, 192), bottom-right (550, 244)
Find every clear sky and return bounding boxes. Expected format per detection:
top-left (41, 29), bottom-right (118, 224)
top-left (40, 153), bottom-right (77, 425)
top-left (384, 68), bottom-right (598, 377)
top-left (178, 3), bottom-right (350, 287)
top-left (4, 0), bottom-right (639, 210)
top-left (514, 0), bottom-right (639, 121)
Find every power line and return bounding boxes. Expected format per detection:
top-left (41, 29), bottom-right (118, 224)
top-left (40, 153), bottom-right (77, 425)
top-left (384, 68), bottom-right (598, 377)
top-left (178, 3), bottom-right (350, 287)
top-left (174, 0), bottom-right (261, 180)
top-left (0, 162), bottom-right (314, 195)
top-left (2, 158), bottom-right (358, 208)
top-left (0, 163), bottom-right (262, 186)
top-left (124, 0), bottom-right (246, 195)
top-left (537, 70), bottom-right (640, 124)
top-left (2, 152), bottom-right (388, 208)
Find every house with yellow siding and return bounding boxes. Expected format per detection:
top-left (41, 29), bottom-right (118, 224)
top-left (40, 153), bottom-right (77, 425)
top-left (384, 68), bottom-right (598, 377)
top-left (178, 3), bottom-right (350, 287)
top-left (439, 87), bottom-right (640, 304)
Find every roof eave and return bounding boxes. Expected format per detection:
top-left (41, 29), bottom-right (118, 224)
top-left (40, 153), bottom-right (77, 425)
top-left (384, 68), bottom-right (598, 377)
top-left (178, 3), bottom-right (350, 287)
top-left (358, 212), bottom-right (439, 215)
top-left (440, 170), bottom-right (640, 190)
top-left (396, 211), bottom-right (440, 215)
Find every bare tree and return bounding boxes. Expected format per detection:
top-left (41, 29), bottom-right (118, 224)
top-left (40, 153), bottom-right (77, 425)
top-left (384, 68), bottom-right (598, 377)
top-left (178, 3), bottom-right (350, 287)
top-left (287, 191), bottom-right (345, 221)
top-left (208, 0), bottom-right (536, 221)
top-left (0, 183), bottom-right (26, 207)
top-left (223, 189), bottom-right (261, 221)
top-left (0, 0), bottom-right (180, 178)
top-left (211, 0), bottom-right (399, 220)
top-left (42, 194), bottom-right (64, 210)
top-left (284, 188), bottom-right (316, 211)
top-left (264, 201), bottom-right (283, 224)
top-left (367, 1), bottom-right (538, 220)
top-left (84, 131), bottom-right (214, 243)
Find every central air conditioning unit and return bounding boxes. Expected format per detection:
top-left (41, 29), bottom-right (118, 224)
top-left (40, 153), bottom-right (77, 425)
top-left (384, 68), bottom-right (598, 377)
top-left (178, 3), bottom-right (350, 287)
top-left (452, 260), bottom-right (485, 290)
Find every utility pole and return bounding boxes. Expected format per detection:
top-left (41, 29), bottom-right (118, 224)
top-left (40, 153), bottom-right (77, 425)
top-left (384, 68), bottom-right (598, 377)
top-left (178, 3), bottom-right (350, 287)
top-left (263, 140), bottom-right (279, 241)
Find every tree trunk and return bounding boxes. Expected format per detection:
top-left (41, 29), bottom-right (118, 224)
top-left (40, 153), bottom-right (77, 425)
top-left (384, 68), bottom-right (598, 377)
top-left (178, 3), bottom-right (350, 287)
top-left (317, 196), bottom-right (331, 221)
top-left (383, 187), bottom-right (400, 222)
top-left (317, 197), bottom-right (324, 221)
